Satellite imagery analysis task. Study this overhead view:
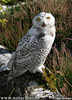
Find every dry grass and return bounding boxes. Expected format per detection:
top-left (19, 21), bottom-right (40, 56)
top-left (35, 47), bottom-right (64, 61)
top-left (0, 0), bottom-right (71, 51)
top-left (45, 41), bottom-right (72, 97)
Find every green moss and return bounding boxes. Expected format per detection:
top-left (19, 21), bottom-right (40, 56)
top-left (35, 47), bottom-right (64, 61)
top-left (8, 88), bottom-right (15, 97)
top-left (36, 68), bottom-right (57, 92)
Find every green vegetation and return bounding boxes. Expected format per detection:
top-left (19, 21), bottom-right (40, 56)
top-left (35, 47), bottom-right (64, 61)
top-left (0, 0), bottom-right (26, 5)
top-left (42, 68), bottom-right (57, 92)
top-left (52, 42), bottom-right (72, 97)
top-left (0, 0), bottom-right (72, 97)
top-left (0, 4), bottom-right (7, 24)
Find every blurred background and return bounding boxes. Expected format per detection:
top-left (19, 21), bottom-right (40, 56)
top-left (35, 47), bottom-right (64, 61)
top-left (0, 0), bottom-right (72, 97)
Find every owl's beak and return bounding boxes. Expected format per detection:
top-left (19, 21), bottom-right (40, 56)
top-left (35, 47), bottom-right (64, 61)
top-left (42, 22), bottom-right (46, 28)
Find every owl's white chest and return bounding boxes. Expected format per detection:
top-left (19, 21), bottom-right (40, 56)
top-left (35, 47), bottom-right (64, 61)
top-left (44, 34), bottom-right (55, 49)
top-left (41, 34), bottom-right (55, 55)
top-left (38, 26), bottom-right (55, 49)
top-left (25, 26), bottom-right (55, 66)
top-left (28, 26), bottom-right (55, 51)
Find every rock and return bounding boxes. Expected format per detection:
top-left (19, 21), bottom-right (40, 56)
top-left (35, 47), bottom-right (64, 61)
top-left (0, 45), bottom-right (12, 72)
top-left (0, 45), bottom-right (64, 100)
top-left (0, 70), bottom-right (64, 100)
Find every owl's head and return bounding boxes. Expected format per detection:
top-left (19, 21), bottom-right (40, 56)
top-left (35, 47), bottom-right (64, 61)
top-left (32, 12), bottom-right (55, 30)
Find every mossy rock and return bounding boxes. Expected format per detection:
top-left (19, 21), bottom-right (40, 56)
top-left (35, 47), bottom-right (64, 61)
top-left (0, 68), bottom-right (63, 100)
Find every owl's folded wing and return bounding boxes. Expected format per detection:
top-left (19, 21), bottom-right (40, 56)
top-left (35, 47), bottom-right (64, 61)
top-left (8, 35), bottom-right (39, 78)
top-left (16, 34), bottom-right (38, 59)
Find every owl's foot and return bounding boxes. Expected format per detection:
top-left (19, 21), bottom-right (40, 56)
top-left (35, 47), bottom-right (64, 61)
top-left (33, 65), bottom-right (45, 74)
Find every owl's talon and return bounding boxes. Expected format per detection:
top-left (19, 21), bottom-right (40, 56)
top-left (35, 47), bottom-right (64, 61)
top-left (33, 65), bottom-right (45, 74)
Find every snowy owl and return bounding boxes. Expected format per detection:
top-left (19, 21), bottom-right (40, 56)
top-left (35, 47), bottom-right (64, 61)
top-left (8, 12), bottom-right (56, 79)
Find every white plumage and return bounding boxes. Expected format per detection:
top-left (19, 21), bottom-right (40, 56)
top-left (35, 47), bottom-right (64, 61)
top-left (8, 12), bottom-right (56, 79)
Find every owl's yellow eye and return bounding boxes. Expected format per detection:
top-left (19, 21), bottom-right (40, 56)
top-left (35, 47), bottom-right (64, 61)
top-left (46, 17), bottom-right (50, 20)
top-left (36, 17), bottom-right (41, 22)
